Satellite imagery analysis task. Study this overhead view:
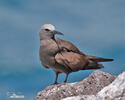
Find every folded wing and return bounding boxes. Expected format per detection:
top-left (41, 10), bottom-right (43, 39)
top-left (55, 52), bottom-right (87, 72)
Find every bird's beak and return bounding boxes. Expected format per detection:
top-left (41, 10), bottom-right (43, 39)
top-left (52, 30), bottom-right (64, 35)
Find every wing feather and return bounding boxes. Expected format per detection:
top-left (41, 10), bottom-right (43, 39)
top-left (55, 52), bottom-right (87, 72)
top-left (55, 38), bottom-right (85, 55)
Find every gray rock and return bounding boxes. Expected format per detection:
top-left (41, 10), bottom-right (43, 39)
top-left (62, 95), bottom-right (96, 100)
top-left (35, 71), bottom-right (115, 100)
top-left (97, 71), bottom-right (125, 100)
top-left (63, 71), bottom-right (125, 100)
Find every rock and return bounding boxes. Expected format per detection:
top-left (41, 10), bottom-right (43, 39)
top-left (35, 71), bottom-right (115, 100)
top-left (62, 71), bottom-right (125, 100)
top-left (97, 71), bottom-right (125, 100)
top-left (62, 95), bottom-right (96, 100)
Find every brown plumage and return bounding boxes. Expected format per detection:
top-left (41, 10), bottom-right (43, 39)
top-left (39, 24), bottom-right (114, 84)
top-left (55, 38), bottom-right (87, 72)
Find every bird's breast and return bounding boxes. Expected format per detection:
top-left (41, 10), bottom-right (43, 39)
top-left (40, 39), bottom-right (58, 55)
top-left (39, 39), bottom-right (58, 66)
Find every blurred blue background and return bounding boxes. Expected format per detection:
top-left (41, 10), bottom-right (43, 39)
top-left (0, 0), bottom-right (125, 100)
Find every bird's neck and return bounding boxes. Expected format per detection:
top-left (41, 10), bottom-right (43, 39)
top-left (40, 35), bottom-right (55, 41)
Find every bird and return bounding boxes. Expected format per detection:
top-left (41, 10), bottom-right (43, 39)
top-left (39, 24), bottom-right (114, 84)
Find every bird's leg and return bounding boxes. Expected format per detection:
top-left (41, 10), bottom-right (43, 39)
top-left (64, 74), bottom-right (69, 83)
top-left (53, 72), bottom-right (59, 84)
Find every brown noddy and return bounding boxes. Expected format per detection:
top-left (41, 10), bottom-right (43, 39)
top-left (39, 24), bottom-right (114, 84)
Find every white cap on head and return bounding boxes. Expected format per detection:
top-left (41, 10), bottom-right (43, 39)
top-left (41, 24), bottom-right (55, 31)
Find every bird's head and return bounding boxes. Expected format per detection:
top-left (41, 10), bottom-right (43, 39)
top-left (39, 24), bottom-right (63, 40)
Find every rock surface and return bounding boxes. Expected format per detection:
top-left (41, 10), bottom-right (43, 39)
top-left (62, 95), bottom-right (96, 100)
top-left (35, 71), bottom-right (115, 100)
top-left (97, 71), bottom-right (125, 100)
top-left (62, 71), bottom-right (125, 100)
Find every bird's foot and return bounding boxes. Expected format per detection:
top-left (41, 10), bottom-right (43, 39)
top-left (51, 82), bottom-right (59, 85)
top-left (62, 81), bottom-right (67, 84)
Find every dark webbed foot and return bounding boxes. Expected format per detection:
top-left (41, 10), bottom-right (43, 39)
top-left (51, 82), bottom-right (59, 85)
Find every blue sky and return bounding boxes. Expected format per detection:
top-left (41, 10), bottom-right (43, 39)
top-left (0, 0), bottom-right (125, 100)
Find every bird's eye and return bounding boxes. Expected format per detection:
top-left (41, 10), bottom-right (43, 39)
top-left (45, 29), bottom-right (50, 31)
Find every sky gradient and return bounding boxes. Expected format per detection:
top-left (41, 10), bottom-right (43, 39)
top-left (0, 0), bottom-right (125, 100)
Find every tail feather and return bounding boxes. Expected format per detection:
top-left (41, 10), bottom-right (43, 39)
top-left (83, 63), bottom-right (104, 70)
top-left (86, 55), bottom-right (114, 62)
top-left (82, 55), bottom-right (113, 70)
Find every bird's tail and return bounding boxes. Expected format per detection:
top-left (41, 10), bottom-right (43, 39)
top-left (82, 55), bottom-right (114, 70)
top-left (83, 62), bottom-right (104, 70)
top-left (86, 55), bottom-right (114, 62)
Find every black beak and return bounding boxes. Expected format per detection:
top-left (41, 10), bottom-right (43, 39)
top-left (52, 30), bottom-right (64, 35)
